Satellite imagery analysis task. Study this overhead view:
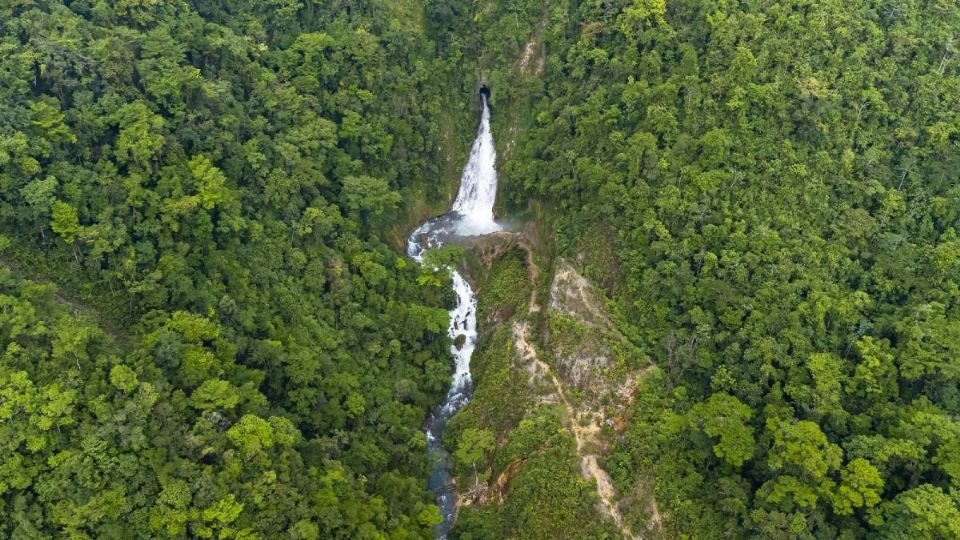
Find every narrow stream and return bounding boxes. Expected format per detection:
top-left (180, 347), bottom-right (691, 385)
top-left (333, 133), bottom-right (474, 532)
top-left (407, 90), bottom-right (500, 538)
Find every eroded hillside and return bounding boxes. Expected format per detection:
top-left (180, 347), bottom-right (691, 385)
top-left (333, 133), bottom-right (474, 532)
top-left (443, 228), bottom-right (662, 539)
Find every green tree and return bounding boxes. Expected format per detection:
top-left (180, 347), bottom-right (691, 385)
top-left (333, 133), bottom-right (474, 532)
top-left (50, 201), bottom-right (83, 246)
top-left (690, 392), bottom-right (755, 467)
top-left (109, 364), bottom-right (139, 392)
top-left (832, 458), bottom-right (883, 516)
top-left (454, 427), bottom-right (495, 491)
top-left (869, 485), bottom-right (960, 538)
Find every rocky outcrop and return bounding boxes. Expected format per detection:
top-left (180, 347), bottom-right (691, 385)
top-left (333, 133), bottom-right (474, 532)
top-left (544, 260), bottom-right (638, 403)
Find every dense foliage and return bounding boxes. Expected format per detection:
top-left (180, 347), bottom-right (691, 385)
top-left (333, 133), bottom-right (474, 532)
top-left (0, 0), bottom-right (463, 537)
top-left (494, 0), bottom-right (960, 537)
top-left (5, 0), bottom-right (960, 537)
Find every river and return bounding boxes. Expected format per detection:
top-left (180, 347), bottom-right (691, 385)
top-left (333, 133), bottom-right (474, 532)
top-left (407, 89), bottom-right (500, 538)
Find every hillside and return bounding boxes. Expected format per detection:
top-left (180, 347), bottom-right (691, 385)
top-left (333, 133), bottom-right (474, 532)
top-left (476, 0), bottom-right (960, 537)
top-left (2, 0), bottom-right (960, 539)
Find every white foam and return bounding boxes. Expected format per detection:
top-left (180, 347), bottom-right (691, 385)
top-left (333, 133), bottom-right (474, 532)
top-left (451, 95), bottom-right (501, 235)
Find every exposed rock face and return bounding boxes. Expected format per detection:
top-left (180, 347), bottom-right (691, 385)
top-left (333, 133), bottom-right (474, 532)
top-left (544, 260), bottom-right (635, 402)
top-left (511, 318), bottom-right (647, 540)
top-left (458, 246), bottom-right (660, 539)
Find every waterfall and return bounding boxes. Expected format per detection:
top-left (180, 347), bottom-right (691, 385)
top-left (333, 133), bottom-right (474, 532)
top-left (407, 92), bottom-right (500, 539)
top-left (451, 95), bottom-right (500, 235)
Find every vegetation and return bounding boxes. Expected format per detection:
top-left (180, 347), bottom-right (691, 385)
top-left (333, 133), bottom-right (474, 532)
top-left (474, 247), bottom-right (530, 324)
top-left (445, 237), bottom-right (622, 539)
top-left (447, 326), bottom-right (531, 445)
top-left (454, 427), bottom-right (618, 540)
top-left (4, 0), bottom-right (960, 538)
top-left (490, 0), bottom-right (960, 538)
top-left (0, 0), bottom-right (464, 537)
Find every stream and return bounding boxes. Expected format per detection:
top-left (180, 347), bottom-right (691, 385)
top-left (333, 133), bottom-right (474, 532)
top-left (407, 89), bottom-right (501, 538)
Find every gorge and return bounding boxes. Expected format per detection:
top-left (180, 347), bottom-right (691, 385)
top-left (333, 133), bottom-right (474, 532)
top-left (407, 89), bottom-right (501, 537)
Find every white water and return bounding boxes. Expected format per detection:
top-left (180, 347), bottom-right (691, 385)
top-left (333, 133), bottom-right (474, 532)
top-left (451, 98), bottom-right (501, 236)
top-left (407, 93), bottom-right (500, 538)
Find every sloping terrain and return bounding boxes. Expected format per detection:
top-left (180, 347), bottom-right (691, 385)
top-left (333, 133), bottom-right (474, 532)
top-left (447, 235), bottom-right (659, 538)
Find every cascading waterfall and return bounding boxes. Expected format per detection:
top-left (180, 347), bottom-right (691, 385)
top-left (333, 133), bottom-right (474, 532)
top-left (450, 94), bottom-right (500, 236)
top-left (407, 91), bottom-right (500, 538)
